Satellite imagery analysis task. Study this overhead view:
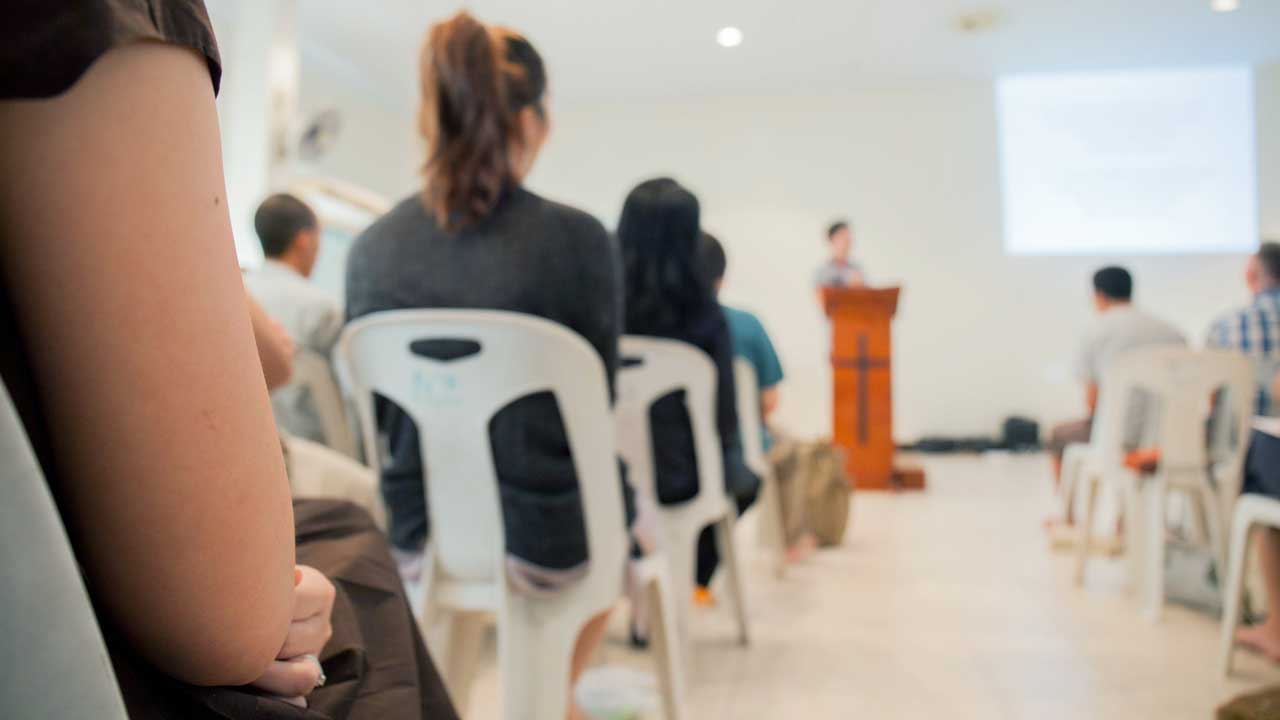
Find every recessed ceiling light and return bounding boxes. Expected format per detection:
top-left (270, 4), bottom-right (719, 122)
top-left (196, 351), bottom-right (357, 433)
top-left (1212, 0), bottom-right (1240, 12)
top-left (716, 26), bottom-right (743, 48)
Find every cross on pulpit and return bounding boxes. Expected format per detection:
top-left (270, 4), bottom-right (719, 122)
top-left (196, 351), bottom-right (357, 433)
top-left (832, 334), bottom-right (889, 446)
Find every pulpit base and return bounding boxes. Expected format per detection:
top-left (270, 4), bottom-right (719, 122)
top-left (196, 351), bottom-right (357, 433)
top-left (851, 465), bottom-right (927, 492)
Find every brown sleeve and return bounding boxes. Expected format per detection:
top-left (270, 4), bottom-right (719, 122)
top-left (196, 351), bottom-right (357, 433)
top-left (1, 0), bottom-right (221, 100)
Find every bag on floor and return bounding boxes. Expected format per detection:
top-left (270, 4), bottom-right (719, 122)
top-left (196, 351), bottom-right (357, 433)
top-left (1219, 686), bottom-right (1280, 720)
top-left (770, 436), bottom-right (853, 548)
top-left (805, 443), bottom-right (852, 547)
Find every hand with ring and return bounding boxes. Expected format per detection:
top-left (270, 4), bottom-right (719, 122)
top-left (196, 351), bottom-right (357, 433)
top-left (250, 566), bottom-right (336, 707)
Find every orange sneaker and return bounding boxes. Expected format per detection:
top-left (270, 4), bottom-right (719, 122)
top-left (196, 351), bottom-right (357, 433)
top-left (693, 586), bottom-right (716, 608)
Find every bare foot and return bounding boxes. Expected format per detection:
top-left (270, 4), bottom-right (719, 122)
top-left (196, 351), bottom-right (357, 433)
top-left (786, 533), bottom-right (818, 564)
top-left (1236, 623), bottom-right (1280, 662)
top-left (1044, 516), bottom-right (1072, 532)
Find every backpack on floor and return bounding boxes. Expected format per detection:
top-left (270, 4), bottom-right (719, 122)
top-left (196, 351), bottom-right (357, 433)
top-left (1218, 686), bottom-right (1280, 720)
top-left (770, 436), bottom-right (853, 548)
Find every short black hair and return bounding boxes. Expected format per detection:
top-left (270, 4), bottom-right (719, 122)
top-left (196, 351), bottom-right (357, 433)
top-left (254, 193), bottom-right (317, 258)
top-left (1257, 241), bottom-right (1280, 284)
top-left (827, 220), bottom-right (850, 241)
top-left (699, 231), bottom-right (727, 285)
top-left (1092, 266), bottom-right (1133, 302)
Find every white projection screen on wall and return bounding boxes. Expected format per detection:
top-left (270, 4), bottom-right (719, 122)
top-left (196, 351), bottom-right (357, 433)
top-left (997, 66), bottom-right (1257, 256)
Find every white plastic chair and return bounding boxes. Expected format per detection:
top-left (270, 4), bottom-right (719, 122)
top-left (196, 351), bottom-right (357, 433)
top-left (734, 358), bottom-right (788, 577)
top-left (0, 383), bottom-right (129, 719)
top-left (616, 335), bottom-right (751, 660)
top-left (1072, 348), bottom-right (1252, 620)
top-left (334, 310), bottom-right (686, 720)
top-left (1220, 494), bottom-right (1280, 676)
top-left (291, 348), bottom-right (361, 460)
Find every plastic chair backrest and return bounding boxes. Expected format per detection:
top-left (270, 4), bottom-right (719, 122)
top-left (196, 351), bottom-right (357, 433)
top-left (1095, 347), bottom-right (1253, 481)
top-left (0, 384), bottom-right (128, 719)
top-left (292, 349), bottom-right (360, 459)
top-left (617, 336), bottom-right (727, 523)
top-left (734, 359), bottom-right (769, 479)
top-left (334, 310), bottom-right (627, 595)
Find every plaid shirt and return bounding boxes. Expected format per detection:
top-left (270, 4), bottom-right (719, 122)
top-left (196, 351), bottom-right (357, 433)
top-left (1207, 289), bottom-right (1280, 414)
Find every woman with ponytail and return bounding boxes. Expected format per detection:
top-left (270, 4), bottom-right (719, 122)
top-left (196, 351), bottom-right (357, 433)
top-left (346, 13), bottom-right (625, 717)
top-left (618, 178), bottom-right (762, 604)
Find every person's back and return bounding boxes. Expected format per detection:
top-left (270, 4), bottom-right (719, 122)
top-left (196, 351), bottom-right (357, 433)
top-left (1080, 304), bottom-right (1187, 380)
top-left (347, 188), bottom-right (620, 571)
top-left (243, 193), bottom-right (344, 443)
top-left (1207, 241), bottom-right (1280, 414)
top-left (619, 180), bottom-right (743, 505)
top-left (619, 179), bottom-right (760, 597)
top-left (245, 263), bottom-right (341, 353)
top-left (1049, 267), bottom-right (1186, 510)
top-left (344, 16), bottom-right (621, 592)
top-left (699, 232), bottom-right (785, 451)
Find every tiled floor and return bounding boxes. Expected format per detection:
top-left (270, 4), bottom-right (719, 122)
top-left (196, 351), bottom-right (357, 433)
top-left (465, 453), bottom-right (1280, 719)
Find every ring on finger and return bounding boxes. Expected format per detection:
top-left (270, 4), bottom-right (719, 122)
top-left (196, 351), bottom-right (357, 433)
top-left (301, 654), bottom-right (326, 688)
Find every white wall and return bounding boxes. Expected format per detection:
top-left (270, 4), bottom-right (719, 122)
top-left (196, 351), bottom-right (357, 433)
top-left (527, 66), bottom-right (1280, 441)
top-left (294, 52), bottom-right (419, 202)
top-left (293, 64), bottom-right (1280, 442)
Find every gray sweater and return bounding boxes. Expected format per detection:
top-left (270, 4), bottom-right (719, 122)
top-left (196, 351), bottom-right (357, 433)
top-left (345, 187), bottom-right (623, 569)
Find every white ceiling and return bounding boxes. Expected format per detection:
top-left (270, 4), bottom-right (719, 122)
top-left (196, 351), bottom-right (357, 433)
top-left (292, 0), bottom-right (1280, 107)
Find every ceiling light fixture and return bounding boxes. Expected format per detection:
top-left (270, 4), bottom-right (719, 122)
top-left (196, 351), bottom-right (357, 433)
top-left (1211, 0), bottom-right (1240, 12)
top-left (716, 26), bottom-right (743, 48)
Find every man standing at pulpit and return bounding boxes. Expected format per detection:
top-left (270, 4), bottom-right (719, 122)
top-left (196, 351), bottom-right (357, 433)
top-left (814, 220), bottom-right (867, 289)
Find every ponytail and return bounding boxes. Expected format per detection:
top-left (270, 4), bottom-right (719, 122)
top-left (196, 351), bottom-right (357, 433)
top-left (418, 12), bottom-right (546, 232)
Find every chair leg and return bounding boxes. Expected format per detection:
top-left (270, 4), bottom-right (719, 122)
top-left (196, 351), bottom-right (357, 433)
top-left (437, 610), bottom-right (488, 716)
top-left (1185, 486), bottom-right (1211, 547)
top-left (716, 514), bottom-right (751, 646)
top-left (1199, 483), bottom-right (1229, 582)
top-left (1140, 478), bottom-right (1167, 622)
top-left (664, 527), bottom-right (697, 671)
top-left (644, 560), bottom-right (688, 720)
top-left (1060, 446), bottom-right (1085, 521)
top-left (1122, 478), bottom-right (1143, 598)
top-left (1075, 475), bottom-right (1099, 587)
top-left (1220, 513), bottom-right (1255, 677)
top-left (499, 604), bottom-right (574, 720)
top-left (758, 472), bottom-right (788, 579)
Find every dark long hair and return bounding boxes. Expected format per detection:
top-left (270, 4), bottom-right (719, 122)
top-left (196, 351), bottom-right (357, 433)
top-left (618, 178), bottom-right (715, 335)
top-left (418, 12), bottom-right (546, 231)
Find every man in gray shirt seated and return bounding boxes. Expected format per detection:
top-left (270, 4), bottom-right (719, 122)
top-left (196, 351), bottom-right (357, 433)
top-left (813, 220), bottom-right (867, 290)
top-left (244, 194), bottom-right (344, 444)
top-left (1047, 267), bottom-right (1186, 521)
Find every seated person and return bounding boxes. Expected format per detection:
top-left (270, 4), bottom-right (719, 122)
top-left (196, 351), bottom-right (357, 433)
top-left (344, 14), bottom-right (624, 718)
top-left (244, 193), bottom-right (344, 444)
top-left (701, 232), bottom-right (818, 561)
top-left (618, 178), bottom-right (761, 602)
top-left (1207, 241), bottom-right (1280, 415)
top-left (1232, 371), bottom-right (1280, 661)
top-left (1047, 267), bottom-right (1186, 526)
top-left (813, 220), bottom-right (867, 291)
top-left (699, 232), bottom-right (784, 449)
top-left (0, 12), bottom-right (454, 719)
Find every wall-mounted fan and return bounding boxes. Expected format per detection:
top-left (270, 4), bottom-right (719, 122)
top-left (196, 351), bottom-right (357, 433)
top-left (297, 108), bottom-right (343, 162)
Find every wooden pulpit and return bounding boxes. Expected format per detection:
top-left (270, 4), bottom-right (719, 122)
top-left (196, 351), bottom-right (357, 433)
top-left (823, 287), bottom-right (924, 491)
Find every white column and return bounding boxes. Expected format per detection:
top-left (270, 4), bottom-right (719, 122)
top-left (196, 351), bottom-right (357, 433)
top-left (210, 0), bottom-right (299, 267)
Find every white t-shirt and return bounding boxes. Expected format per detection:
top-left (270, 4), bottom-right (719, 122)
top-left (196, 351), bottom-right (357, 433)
top-left (244, 260), bottom-right (344, 443)
top-left (1076, 305), bottom-right (1187, 383)
top-left (1076, 304), bottom-right (1187, 447)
